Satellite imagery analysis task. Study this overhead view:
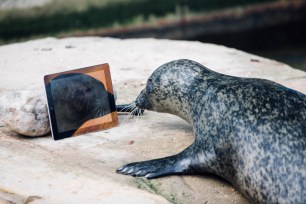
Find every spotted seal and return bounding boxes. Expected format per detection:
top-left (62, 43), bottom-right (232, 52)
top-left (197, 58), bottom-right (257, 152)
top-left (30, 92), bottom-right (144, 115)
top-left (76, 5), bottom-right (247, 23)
top-left (50, 73), bottom-right (142, 133)
top-left (50, 73), bottom-right (116, 133)
top-left (117, 59), bottom-right (306, 203)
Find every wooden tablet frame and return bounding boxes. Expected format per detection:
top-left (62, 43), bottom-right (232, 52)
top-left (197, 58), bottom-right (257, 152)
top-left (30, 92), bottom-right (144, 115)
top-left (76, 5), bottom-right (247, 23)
top-left (44, 64), bottom-right (118, 140)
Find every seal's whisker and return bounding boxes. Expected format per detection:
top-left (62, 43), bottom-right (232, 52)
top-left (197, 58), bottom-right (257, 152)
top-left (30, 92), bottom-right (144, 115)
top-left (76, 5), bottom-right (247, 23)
top-left (119, 105), bottom-right (133, 112)
top-left (137, 107), bottom-right (142, 121)
top-left (130, 108), bottom-right (138, 119)
top-left (118, 103), bottom-right (135, 112)
top-left (120, 110), bottom-right (133, 126)
top-left (120, 106), bottom-right (138, 127)
top-left (81, 106), bottom-right (103, 121)
top-left (133, 109), bottom-right (140, 124)
top-left (96, 109), bottom-right (101, 118)
top-left (120, 112), bottom-right (132, 127)
top-left (80, 108), bottom-right (96, 121)
top-left (134, 107), bottom-right (140, 124)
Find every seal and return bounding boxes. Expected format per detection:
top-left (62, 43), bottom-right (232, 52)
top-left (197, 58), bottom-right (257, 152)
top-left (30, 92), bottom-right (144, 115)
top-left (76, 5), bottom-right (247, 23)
top-left (50, 73), bottom-right (143, 133)
top-left (51, 73), bottom-right (116, 132)
top-left (117, 59), bottom-right (306, 203)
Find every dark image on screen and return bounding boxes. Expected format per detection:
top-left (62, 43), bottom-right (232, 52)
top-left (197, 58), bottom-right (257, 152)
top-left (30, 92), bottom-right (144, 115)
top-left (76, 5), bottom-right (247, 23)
top-left (50, 73), bottom-right (115, 133)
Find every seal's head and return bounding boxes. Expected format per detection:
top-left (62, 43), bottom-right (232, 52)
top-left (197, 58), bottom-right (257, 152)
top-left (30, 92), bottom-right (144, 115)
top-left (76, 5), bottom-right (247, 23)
top-left (52, 73), bottom-right (115, 127)
top-left (135, 59), bottom-right (209, 121)
top-left (53, 73), bottom-right (109, 121)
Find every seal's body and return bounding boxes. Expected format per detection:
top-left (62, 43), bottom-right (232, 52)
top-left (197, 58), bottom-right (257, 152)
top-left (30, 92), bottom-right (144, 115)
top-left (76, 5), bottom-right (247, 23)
top-left (117, 59), bottom-right (306, 203)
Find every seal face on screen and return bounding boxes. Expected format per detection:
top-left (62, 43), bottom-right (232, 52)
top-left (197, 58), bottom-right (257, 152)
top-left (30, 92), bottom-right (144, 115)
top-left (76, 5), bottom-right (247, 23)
top-left (44, 64), bottom-right (118, 140)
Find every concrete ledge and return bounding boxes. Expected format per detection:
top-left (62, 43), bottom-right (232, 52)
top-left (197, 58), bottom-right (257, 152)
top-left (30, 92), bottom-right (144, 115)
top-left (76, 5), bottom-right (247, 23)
top-left (0, 37), bottom-right (305, 203)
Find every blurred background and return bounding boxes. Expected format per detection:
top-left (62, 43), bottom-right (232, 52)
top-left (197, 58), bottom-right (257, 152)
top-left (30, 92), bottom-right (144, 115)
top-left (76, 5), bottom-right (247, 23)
top-left (0, 0), bottom-right (305, 71)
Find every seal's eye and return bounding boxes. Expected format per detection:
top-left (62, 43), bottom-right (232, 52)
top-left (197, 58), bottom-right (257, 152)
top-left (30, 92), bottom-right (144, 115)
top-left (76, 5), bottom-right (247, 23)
top-left (148, 78), bottom-right (152, 83)
top-left (74, 89), bottom-right (84, 101)
top-left (86, 88), bottom-right (92, 93)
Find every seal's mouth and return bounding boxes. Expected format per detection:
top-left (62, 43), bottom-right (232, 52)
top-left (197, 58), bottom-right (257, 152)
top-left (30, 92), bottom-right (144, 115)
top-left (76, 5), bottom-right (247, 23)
top-left (135, 89), bottom-right (153, 111)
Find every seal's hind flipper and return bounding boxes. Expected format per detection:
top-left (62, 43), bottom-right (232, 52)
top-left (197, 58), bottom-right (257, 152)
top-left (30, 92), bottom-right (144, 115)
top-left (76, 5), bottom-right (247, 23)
top-left (117, 155), bottom-right (186, 179)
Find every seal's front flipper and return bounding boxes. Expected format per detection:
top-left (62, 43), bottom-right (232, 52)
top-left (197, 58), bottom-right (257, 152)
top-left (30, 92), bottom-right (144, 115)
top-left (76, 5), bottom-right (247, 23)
top-left (116, 155), bottom-right (186, 179)
top-left (117, 144), bottom-right (215, 179)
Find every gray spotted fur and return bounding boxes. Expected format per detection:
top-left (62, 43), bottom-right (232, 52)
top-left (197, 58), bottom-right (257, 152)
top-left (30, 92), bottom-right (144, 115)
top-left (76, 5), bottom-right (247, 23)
top-left (117, 59), bottom-right (306, 204)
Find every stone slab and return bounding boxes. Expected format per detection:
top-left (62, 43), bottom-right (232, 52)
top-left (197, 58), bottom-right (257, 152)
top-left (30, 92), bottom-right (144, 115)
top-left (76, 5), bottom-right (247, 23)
top-left (0, 37), bottom-right (305, 203)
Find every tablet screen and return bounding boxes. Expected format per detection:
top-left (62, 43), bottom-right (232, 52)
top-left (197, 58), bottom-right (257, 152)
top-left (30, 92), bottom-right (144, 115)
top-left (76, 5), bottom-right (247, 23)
top-left (44, 64), bottom-right (118, 140)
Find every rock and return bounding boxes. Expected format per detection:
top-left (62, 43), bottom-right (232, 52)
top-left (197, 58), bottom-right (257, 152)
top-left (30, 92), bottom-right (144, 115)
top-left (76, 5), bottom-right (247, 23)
top-left (1, 37), bottom-right (306, 203)
top-left (0, 90), bottom-right (50, 136)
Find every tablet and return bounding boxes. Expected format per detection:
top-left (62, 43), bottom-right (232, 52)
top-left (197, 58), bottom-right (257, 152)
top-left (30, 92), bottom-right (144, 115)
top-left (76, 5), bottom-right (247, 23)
top-left (44, 64), bottom-right (118, 140)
